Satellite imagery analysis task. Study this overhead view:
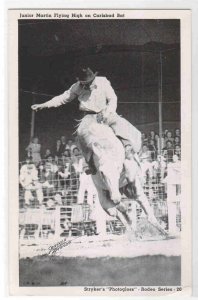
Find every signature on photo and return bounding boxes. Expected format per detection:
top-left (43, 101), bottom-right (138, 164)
top-left (48, 236), bottom-right (80, 255)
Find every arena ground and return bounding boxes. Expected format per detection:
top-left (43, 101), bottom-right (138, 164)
top-left (19, 234), bottom-right (181, 286)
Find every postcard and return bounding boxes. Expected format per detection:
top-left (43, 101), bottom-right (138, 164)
top-left (8, 9), bottom-right (191, 296)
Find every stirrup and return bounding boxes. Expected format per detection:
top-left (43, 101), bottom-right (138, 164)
top-left (85, 154), bottom-right (97, 175)
top-left (85, 168), bottom-right (92, 175)
top-left (85, 165), bottom-right (97, 175)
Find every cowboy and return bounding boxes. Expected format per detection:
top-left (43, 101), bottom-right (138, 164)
top-left (32, 67), bottom-right (141, 182)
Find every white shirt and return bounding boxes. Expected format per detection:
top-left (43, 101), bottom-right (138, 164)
top-left (65, 144), bottom-right (77, 153)
top-left (42, 76), bottom-right (117, 113)
top-left (19, 164), bottom-right (39, 187)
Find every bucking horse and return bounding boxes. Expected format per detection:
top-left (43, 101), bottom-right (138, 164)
top-left (77, 114), bottom-right (167, 239)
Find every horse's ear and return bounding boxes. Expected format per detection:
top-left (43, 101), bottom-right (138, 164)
top-left (92, 142), bottom-right (102, 158)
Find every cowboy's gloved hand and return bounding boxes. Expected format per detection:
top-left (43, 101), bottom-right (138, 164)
top-left (97, 109), bottom-right (111, 124)
top-left (31, 104), bottom-right (44, 111)
top-left (96, 112), bottom-right (104, 123)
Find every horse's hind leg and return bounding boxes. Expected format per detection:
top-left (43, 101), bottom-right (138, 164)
top-left (134, 176), bottom-right (168, 236)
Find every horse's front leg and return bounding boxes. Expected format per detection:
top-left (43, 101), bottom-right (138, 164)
top-left (115, 209), bottom-right (138, 241)
top-left (96, 187), bottom-right (137, 240)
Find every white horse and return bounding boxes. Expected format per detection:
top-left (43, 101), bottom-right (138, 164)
top-left (77, 114), bottom-right (167, 238)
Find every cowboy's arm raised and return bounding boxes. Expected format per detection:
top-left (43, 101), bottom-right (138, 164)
top-left (31, 83), bottom-right (78, 111)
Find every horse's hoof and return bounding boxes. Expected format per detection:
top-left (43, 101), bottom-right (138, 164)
top-left (135, 232), bottom-right (143, 241)
top-left (155, 224), bottom-right (168, 236)
top-left (116, 202), bottom-right (127, 213)
top-left (125, 229), bottom-right (139, 242)
top-left (127, 233), bottom-right (136, 242)
top-left (148, 220), bottom-right (168, 237)
top-left (165, 234), bottom-right (178, 240)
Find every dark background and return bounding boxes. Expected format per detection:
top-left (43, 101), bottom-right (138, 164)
top-left (19, 19), bottom-right (180, 160)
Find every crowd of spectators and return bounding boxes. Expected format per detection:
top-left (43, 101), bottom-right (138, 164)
top-left (20, 135), bottom-right (89, 207)
top-left (140, 128), bottom-right (180, 158)
top-left (20, 128), bottom-right (181, 207)
top-left (139, 128), bottom-right (181, 182)
top-left (25, 135), bottom-right (82, 165)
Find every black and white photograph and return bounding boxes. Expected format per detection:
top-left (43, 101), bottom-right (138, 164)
top-left (8, 9), bottom-right (191, 296)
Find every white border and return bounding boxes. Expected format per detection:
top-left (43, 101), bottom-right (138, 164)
top-left (9, 8), bottom-right (191, 297)
top-left (1, 0), bottom-right (197, 299)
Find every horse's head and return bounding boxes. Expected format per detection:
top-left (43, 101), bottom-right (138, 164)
top-left (92, 142), bottom-right (123, 204)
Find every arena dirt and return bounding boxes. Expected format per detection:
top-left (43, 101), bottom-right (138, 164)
top-left (19, 255), bottom-right (181, 286)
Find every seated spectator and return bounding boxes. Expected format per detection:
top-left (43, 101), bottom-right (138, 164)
top-left (164, 129), bottom-right (168, 137)
top-left (165, 131), bottom-right (174, 144)
top-left (147, 139), bottom-right (157, 160)
top-left (149, 130), bottom-right (155, 141)
top-left (54, 139), bottom-right (62, 160)
top-left (174, 144), bottom-right (181, 160)
top-left (44, 148), bottom-right (52, 160)
top-left (58, 152), bottom-right (72, 189)
top-left (152, 154), bottom-right (167, 179)
top-left (174, 136), bottom-right (180, 147)
top-left (71, 147), bottom-right (82, 162)
top-left (58, 162), bottom-right (71, 190)
top-left (61, 149), bottom-right (71, 163)
top-left (139, 144), bottom-right (152, 161)
top-left (40, 155), bottom-right (58, 188)
top-left (58, 161), bottom-right (71, 178)
top-left (141, 133), bottom-right (148, 145)
top-left (56, 149), bottom-right (71, 167)
top-left (175, 128), bottom-right (180, 138)
top-left (162, 140), bottom-right (174, 162)
top-left (66, 138), bottom-right (77, 153)
top-left (25, 137), bottom-right (41, 166)
top-left (139, 144), bottom-right (153, 181)
top-left (59, 135), bottom-right (67, 154)
top-left (19, 156), bottom-right (43, 206)
top-left (72, 147), bottom-right (81, 157)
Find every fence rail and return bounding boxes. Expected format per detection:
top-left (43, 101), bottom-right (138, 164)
top-left (19, 151), bottom-right (181, 241)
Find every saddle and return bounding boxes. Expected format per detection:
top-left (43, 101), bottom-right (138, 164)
top-left (77, 113), bottom-right (138, 177)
